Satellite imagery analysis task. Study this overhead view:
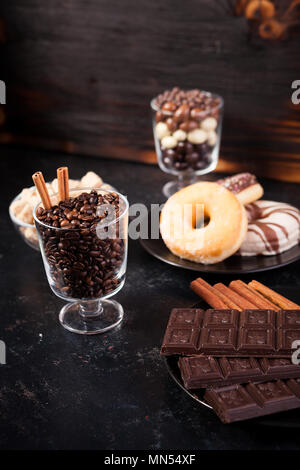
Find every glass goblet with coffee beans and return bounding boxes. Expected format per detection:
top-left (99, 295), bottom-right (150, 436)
top-left (34, 188), bottom-right (129, 335)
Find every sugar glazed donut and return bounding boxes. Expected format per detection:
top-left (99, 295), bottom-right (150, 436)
top-left (160, 182), bottom-right (248, 264)
top-left (239, 200), bottom-right (300, 256)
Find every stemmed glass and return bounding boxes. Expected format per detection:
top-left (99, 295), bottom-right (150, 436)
top-left (151, 91), bottom-right (224, 198)
top-left (34, 188), bottom-right (129, 335)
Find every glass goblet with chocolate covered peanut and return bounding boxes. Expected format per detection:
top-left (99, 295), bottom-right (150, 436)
top-left (151, 87), bottom-right (223, 198)
top-left (33, 181), bottom-right (128, 335)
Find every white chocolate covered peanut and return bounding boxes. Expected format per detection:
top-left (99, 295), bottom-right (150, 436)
top-left (155, 122), bottom-right (170, 140)
top-left (187, 129), bottom-right (207, 144)
top-left (172, 129), bottom-right (187, 141)
top-left (207, 130), bottom-right (217, 146)
top-left (161, 135), bottom-right (177, 149)
top-left (200, 117), bottom-right (218, 132)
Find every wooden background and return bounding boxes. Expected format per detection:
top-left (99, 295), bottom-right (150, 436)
top-left (0, 0), bottom-right (299, 181)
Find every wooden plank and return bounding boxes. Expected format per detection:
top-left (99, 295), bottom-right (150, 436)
top-left (0, 0), bottom-right (299, 181)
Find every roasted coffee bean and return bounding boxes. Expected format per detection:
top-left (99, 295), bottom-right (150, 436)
top-left (89, 251), bottom-right (100, 257)
top-left (65, 231), bottom-right (80, 239)
top-left (36, 190), bottom-right (125, 299)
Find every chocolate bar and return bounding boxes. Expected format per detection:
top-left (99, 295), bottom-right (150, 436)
top-left (204, 378), bottom-right (300, 423)
top-left (161, 308), bottom-right (300, 357)
top-left (178, 356), bottom-right (300, 389)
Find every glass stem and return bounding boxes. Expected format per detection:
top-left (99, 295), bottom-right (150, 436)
top-left (177, 172), bottom-right (197, 189)
top-left (79, 299), bottom-right (103, 319)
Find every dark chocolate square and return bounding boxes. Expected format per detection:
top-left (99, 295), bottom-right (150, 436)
top-left (161, 327), bottom-right (200, 355)
top-left (246, 381), bottom-right (294, 408)
top-left (203, 309), bottom-right (239, 328)
top-left (188, 356), bottom-right (221, 376)
top-left (199, 327), bottom-right (237, 352)
top-left (179, 356), bottom-right (224, 388)
top-left (169, 308), bottom-right (203, 328)
top-left (238, 328), bottom-right (275, 353)
top-left (219, 357), bottom-right (262, 379)
top-left (217, 384), bottom-right (257, 409)
top-left (286, 378), bottom-right (300, 398)
top-left (277, 329), bottom-right (300, 353)
top-left (205, 384), bottom-right (260, 423)
top-left (277, 310), bottom-right (300, 329)
top-left (240, 309), bottom-right (275, 329)
top-left (259, 358), bottom-right (293, 374)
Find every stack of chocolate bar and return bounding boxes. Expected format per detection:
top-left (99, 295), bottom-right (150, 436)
top-left (160, 279), bottom-right (300, 424)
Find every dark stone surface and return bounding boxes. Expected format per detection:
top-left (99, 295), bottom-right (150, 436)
top-left (1, 145), bottom-right (300, 450)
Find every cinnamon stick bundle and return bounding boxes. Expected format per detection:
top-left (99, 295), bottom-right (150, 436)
top-left (213, 283), bottom-right (257, 310)
top-left (229, 280), bottom-right (281, 311)
top-left (249, 280), bottom-right (300, 310)
top-left (190, 277), bottom-right (242, 310)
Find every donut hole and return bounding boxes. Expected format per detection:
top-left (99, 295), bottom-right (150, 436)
top-left (194, 215), bottom-right (210, 229)
top-left (191, 204), bottom-right (210, 229)
top-left (203, 215), bottom-right (211, 227)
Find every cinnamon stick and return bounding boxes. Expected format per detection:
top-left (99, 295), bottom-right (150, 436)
top-left (190, 278), bottom-right (242, 310)
top-left (191, 280), bottom-right (228, 309)
top-left (248, 280), bottom-right (300, 310)
top-left (214, 283), bottom-right (257, 310)
top-left (57, 166), bottom-right (69, 202)
top-left (32, 171), bottom-right (51, 210)
top-left (229, 280), bottom-right (281, 311)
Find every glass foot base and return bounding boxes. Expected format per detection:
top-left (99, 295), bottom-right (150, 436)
top-left (163, 177), bottom-right (198, 199)
top-left (59, 299), bottom-right (124, 335)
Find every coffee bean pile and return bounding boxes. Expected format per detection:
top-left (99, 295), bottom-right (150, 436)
top-left (36, 190), bottom-right (125, 299)
top-left (152, 87), bottom-right (222, 173)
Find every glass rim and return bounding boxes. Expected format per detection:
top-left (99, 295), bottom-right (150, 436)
top-left (9, 189), bottom-right (36, 228)
top-left (33, 187), bottom-right (129, 231)
top-left (150, 90), bottom-right (224, 115)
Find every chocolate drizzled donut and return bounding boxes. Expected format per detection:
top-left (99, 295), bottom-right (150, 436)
top-left (239, 200), bottom-right (300, 257)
